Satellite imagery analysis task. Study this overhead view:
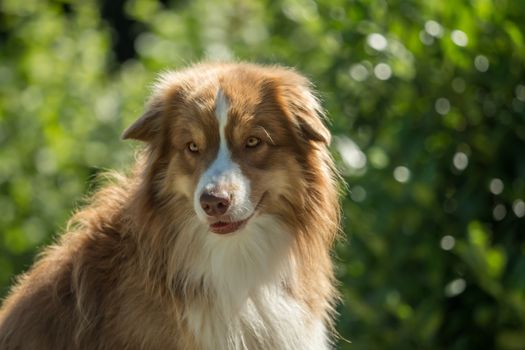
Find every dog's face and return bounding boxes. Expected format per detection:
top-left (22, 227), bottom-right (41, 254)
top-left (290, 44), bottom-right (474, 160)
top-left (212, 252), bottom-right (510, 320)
top-left (123, 63), bottom-right (331, 236)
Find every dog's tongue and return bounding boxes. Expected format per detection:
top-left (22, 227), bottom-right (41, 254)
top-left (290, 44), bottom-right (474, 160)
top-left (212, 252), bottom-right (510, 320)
top-left (209, 221), bottom-right (243, 234)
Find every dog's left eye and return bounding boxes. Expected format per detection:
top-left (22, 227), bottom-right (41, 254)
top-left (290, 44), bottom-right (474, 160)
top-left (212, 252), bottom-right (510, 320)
top-left (245, 137), bottom-right (261, 148)
top-left (187, 142), bottom-right (199, 153)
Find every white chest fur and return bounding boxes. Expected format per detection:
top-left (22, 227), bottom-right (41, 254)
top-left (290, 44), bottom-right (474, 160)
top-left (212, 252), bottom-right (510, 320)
top-left (177, 216), bottom-right (329, 350)
top-left (184, 285), bottom-right (328, 350)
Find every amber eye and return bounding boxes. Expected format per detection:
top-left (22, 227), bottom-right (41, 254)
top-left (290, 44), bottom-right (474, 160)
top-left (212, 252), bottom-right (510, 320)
top-left (245, 136), bottom-right (261, 148)
top-left (187, 142), bottom-right (199, 153)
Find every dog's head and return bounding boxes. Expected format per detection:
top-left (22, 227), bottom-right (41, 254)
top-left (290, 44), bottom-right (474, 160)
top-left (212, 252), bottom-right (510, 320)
top-left (123, 62), bottom-right (334, 237)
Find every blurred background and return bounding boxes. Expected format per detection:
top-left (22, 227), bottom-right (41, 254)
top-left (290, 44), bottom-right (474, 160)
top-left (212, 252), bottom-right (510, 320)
top-left (1, 0), bottom-right (524, 349)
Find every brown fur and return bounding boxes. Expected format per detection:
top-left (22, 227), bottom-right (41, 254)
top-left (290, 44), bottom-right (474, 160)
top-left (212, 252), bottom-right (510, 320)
top-left (0, 62), bottom-right (341, 349)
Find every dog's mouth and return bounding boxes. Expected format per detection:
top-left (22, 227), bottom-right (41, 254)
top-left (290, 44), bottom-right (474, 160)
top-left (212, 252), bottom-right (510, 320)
top-left (209, 218), bottom-right (251, 235)
top-left (208, 192), bottom-right (267, 235)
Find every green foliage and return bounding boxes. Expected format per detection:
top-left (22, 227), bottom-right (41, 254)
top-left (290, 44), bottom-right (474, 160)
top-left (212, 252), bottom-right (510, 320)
top-left (1, 0), bottom-right (524, 348)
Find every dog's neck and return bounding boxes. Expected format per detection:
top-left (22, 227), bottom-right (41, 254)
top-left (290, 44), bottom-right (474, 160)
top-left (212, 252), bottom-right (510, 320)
top-left (171, 215), bottom-right (318, 350)
top-left (173, 214), bottom-right (294, 306)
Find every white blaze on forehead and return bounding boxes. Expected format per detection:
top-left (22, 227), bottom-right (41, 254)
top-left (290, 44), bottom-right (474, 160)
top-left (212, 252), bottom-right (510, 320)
top-left (213, 88), bottom-right (230, 175)
top-left (215, 89), bottom-right (229, 135)
top-left (193, 88), bottom-right (254, 222)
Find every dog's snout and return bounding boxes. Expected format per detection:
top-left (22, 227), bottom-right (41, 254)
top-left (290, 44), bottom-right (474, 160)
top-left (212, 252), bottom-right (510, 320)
top-left (200, 192), bottom-right (230, 217)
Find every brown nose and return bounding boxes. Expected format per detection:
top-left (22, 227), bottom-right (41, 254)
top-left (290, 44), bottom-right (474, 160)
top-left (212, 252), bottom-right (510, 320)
top-left (200, 192), bottom-right (230, 217)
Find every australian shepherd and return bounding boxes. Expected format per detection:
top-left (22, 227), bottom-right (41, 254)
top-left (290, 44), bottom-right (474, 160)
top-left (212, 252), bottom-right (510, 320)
top-left (0, 62), bottom-right (341, 349)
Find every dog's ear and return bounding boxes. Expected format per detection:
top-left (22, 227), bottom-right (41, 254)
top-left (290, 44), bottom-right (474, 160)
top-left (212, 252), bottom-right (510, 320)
top-left (121, 98), bottom-right (163, 142)
top-left (294, 105), bottom-right (331, 145)
top-left (278, 78), bottom-right (331, 145)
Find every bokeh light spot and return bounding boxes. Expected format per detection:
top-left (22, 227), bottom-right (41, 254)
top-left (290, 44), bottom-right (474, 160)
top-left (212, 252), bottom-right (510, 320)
top-left (350, 186), bottom-right (367, 202)
top-left (425, 20), bottom-right (443, 37)
top-left (453, 152), bottom-right (469, 171)
top-left (374, 63), bottom-right (392, 80)
top-left (452, 77), bottom-right (466, 93)
top-left (512, 199), bottom-right (525, 218)
top-left (435, 98), bottom-right (451, 115)
top-left (349, 64), bottom-right (369, 81)
top-left (335, 136), bottom-right (367, 171)
top-left (451, 30), bottom-right (468, 47)
top-left (367, 33), bottom-right (388, 51)
top-left (440, 235), bottom-right (456, 250)
top-left (493, 204), bottom-right (507, 221)
top-left (489, 178), bottom-right (504, 195)
top-left (445, 278), bottom-right (466, 297)
top-left (419, 31), bottom-right (434, 45)
top-left (515, 84), bottom-right (525, 102)
top-left (368, 146), bottom-right (389, 169)
top-left (474, 55), bottom-right (489, 72)
top-left (393, 166), bottom-right (411, 183)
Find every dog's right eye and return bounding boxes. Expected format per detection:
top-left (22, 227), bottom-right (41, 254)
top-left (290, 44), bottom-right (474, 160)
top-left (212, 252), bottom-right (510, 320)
top-left (245, 136), bottom-right (261, 148)
top-left (187, 142), bottom-right (199, 153)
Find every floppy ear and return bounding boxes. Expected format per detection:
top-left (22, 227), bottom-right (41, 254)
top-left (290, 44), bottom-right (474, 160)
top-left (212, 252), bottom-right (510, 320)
top-left (279, 80), bottom-right (331, 145)
top-left (295, 106), bottom-right (331, 145)
top-left (121, 99), bottom-right (163, 142)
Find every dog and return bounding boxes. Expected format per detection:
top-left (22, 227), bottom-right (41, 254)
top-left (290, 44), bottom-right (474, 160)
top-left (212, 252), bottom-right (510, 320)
top-left (0, 62), bottom-right (341, 349)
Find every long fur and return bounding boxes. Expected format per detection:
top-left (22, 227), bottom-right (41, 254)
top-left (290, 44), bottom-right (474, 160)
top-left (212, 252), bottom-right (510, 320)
top-left (0, 62), bottom-right (341, 350)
